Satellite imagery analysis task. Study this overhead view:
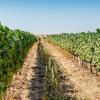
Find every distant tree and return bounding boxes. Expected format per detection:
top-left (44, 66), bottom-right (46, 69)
top-left (96, 29), bottom-right (100, 33)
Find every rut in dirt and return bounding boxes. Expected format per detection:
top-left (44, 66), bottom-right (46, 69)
top-left (4, 43), bottom-right (44, 100)
top-left (28, 43), bottom-right (44, 100)
top-left (42, 40), bottom-right (100, 100)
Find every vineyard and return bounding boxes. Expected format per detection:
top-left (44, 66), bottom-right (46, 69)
top-left (0, 24), bottom-right (100, 100)
top-left (46, 30), bottom-right (100, 75)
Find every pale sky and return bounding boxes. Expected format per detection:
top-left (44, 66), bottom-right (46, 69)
top-left (0, 0), bottom-right (100, 34)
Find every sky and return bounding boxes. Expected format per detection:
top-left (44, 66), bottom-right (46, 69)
top-left (0, 0), bottom-right (100, 34)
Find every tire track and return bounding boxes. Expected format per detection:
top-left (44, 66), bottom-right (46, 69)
top-left (4, 43), bottom-right (44, 100)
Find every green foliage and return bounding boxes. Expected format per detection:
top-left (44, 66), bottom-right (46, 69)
top-left (46, 30), bottom-right (100, 72)
top-left (38, 43), bottom-right (65, 100)
top-left (0, 23), bottom-right (37, 98)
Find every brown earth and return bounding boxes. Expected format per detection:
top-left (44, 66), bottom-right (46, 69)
top-left (4, 43), bottom-right (44, 100)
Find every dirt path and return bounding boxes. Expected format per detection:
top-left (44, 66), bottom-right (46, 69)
top-left (4, 43), bottom-right (44, 100)
top-left (3, 40), bottom-right (100, 100)
top-left (43, 41), bottom-right (100, 100)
